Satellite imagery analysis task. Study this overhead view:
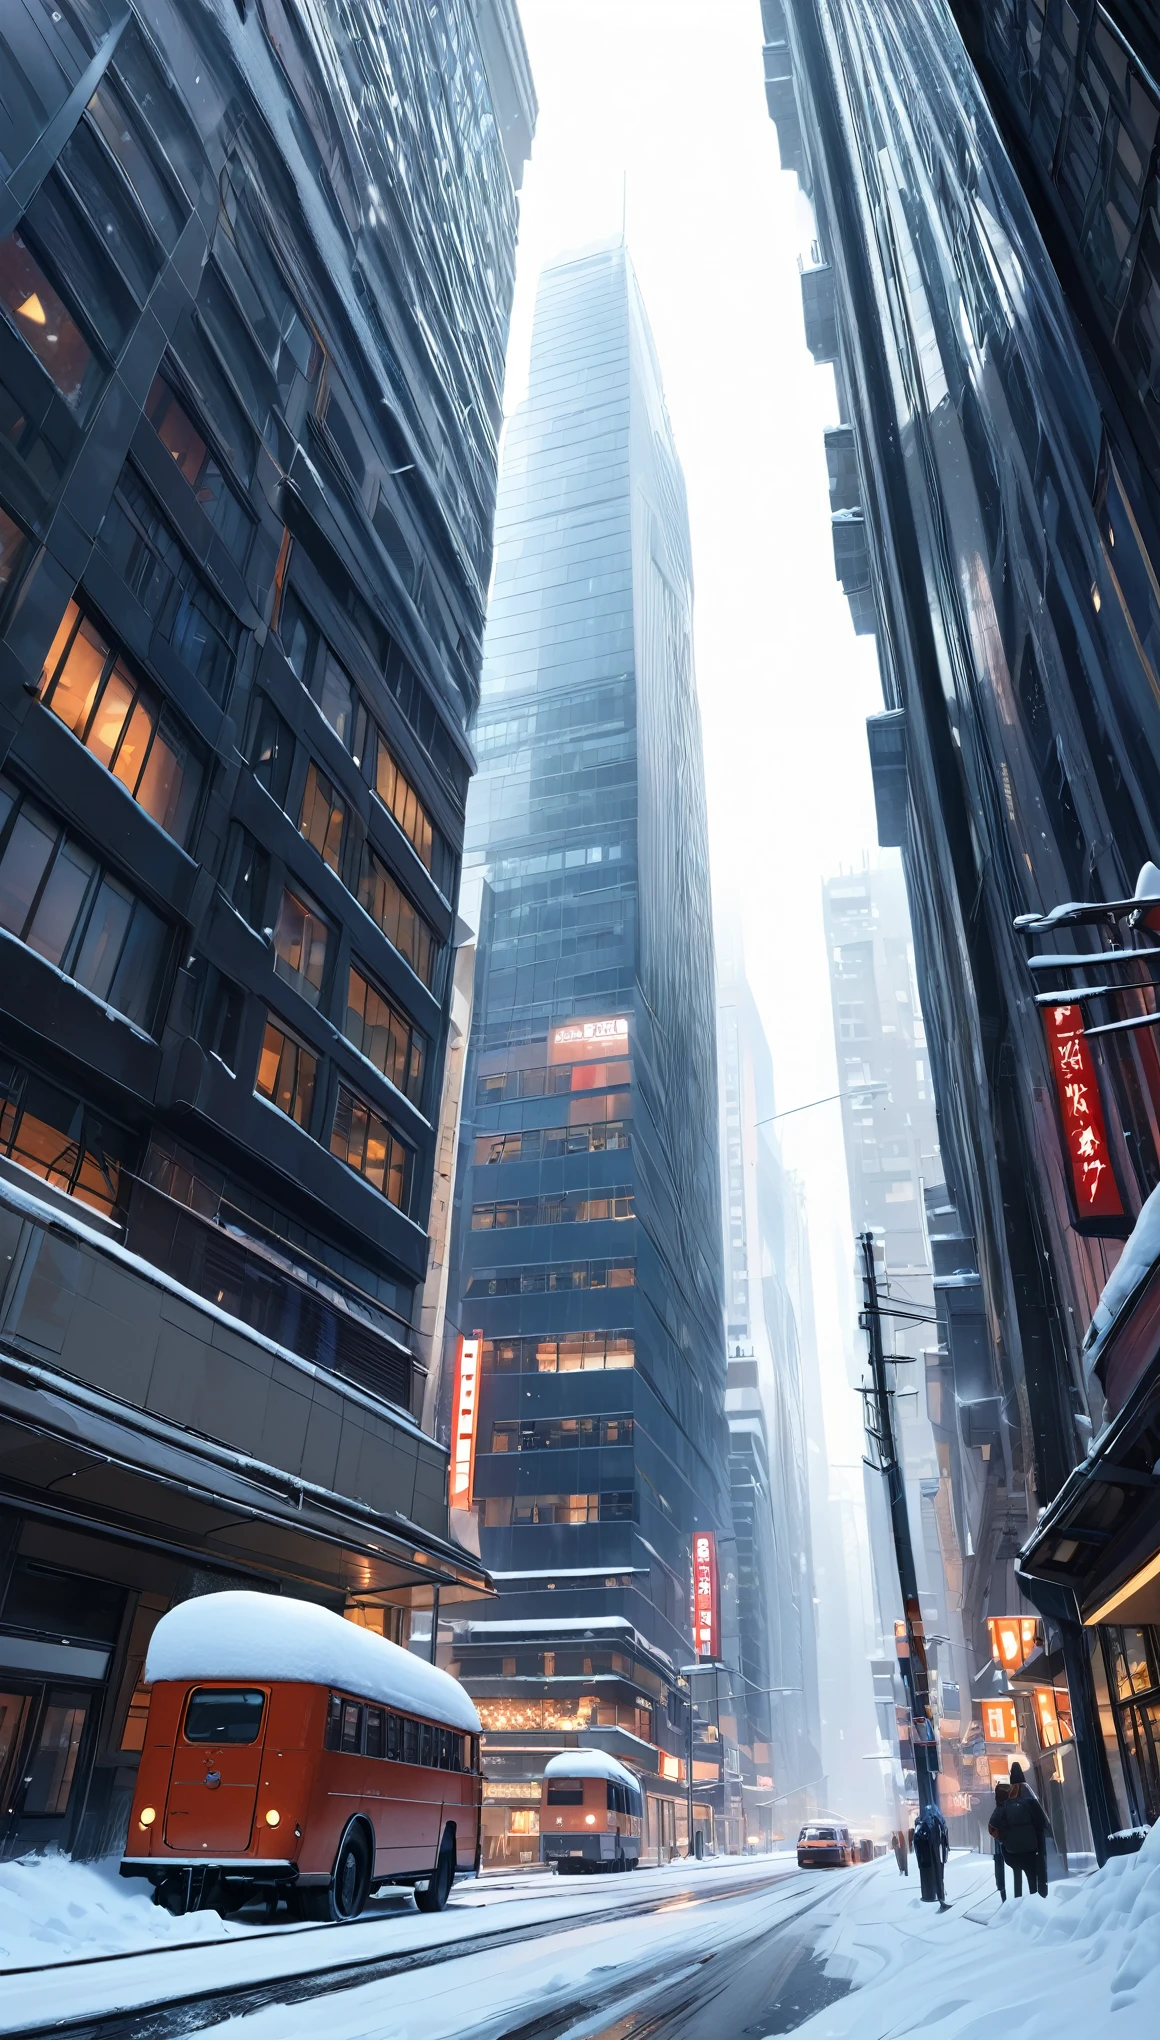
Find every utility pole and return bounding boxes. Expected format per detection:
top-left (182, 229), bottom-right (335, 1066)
top-left (858, 1231), bottom-right (939, 1818)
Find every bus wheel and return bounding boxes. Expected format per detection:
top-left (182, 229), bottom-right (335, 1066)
top-left (415, 1827), bottom-right (456, 1914)
top-left (305, 1823), bottom-right (372, 1923)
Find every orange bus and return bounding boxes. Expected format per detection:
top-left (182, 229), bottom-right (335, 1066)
top-left (120, 1591), bottom-right (481, 1921)
top-left (540, 1750), bottom-right (643, 1872)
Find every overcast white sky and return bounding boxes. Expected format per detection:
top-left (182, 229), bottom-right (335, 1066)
top-left (500, 0), bottom-right (887, 1466)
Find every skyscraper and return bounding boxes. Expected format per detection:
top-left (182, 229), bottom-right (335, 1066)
top-left (821, 867), bottom-right (975, 1831)
top-left (0, 0), bottom-right (533, 1860)
top-left (762, 0), bottom-right (1160, 1850)
top-left (443, 246), bottom-right (735, 1864)
top-left (717, 917), bottom-right (823, 1836)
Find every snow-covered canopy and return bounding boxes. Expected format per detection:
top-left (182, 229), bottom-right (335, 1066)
top-left (543, 1749), bottom-right (641, 1790)
top-left (145, 1592), bottom-right (481, 1734)
top-left (1082, 1178), bottom-right (1160, 1385)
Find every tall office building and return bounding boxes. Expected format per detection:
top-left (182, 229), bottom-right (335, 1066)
top-left (762, 0), bottom-right (1160, 1850)
top-left (717, 917), bottom-right (823, 1837)
top-left (443, 246), bottom-right (735, 1864)
top-left (0, 0), bottom-right (533, 1860)
top-left (821, 867), bottom-right (976, 1830)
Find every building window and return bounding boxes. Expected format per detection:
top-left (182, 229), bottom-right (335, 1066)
top-left (0, 506), bottom-right (28, 602)
top-left (280, 590), bottom-right (364, 756)
top-left (0, 227), bottom-right (98, 413)
top-left (145, 373), bottom-right (251, 554)
top-left (84, 73), bottom-right (187, 253)
top-left (475, 1122), bottom-right (631, 1164)
top-left (482, 1334), bottom-right (635, 1373)
top-left (272, 887), bottom-right (329, 1007)
top-left (0, 775), bottom-right (167, 1031)
top-left (197, 969), bottom-right (244, 1073)
top-left (99, 467), bottom-right (240, 702)
top-left (248, 693), bottom-right (295, 810)
top-left (0, 1054), bottom-right (127, 1217)
top-left (476, 1059), bottom-right (631, 1104)
top-left (278, 584), bottom-right (452, 893)
top-left (299, 760), bottom-right (345, 873)
top-left (489, 1415), bottom-right (634, 1452)
top-left (373, 728), bottom-right (434, 872)
top-left (466, 1260), bottom-right (636, 1296)
top-left (471, 1187), bottom-right (635, 1229)
top-left (357, 843), bottom-right (438, 989)
top-left (221, 823), bottom-right (269, 928)
top-left (329, 1085), bottom-right (412, 1211)
top-left (345, 965), bottom-right (425, 1105)
top-left (482, 1492), bottom-right (635, 1528)
top-left (39, 603), bottom-right (202, 843)
top-left (255, 1017), bottom-right (317, 1129)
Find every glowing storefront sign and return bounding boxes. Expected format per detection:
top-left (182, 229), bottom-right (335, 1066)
top-left (692, 1531), bottom-right (719, 1660)
top-left (549, 1014), bottom-right (629, 1063)
top-left (980, 1698), bottom-right (1019, 1746)
top-left (987, 1616), bottom-right (1039, 1669)
top-left (1042, 1005), bottom-right (1124, 1219)
top-left (450, 1334), bottom-right (482, 1509)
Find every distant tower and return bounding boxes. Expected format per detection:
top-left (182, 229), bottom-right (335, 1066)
top-left (444, 246), bottom-right (735, 1862)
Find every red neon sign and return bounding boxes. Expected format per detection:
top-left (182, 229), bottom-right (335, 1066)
top-left (692, 1532), bottom-right (719, 1660)
top-left (449, 1334), bottom-right (481, 1509)
top-left (1043, 1005), bottom-right (1123, 1220)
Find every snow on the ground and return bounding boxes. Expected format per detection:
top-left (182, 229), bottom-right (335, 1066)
top-left (0, 1847), bottom-right (795, 2030)
top-left (0, 1852), bottom-right (267, 1967)
top-left (796, 1828), bottom-right (1160, 2039)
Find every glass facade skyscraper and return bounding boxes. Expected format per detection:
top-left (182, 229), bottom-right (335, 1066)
top-left (0, 0), bottom-right (533, 1862)
top-left (443, 245), bottom-right (734, 1862)
top-left (761, 0), bottom-right (1160, 1851)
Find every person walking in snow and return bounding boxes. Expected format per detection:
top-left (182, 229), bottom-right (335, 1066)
top-left (912, 1803), bottom-right (951, 1909)
top-left (991, 1781), bottom-right (1009, 1901)
top-left (989, 1761), bottom-right (1049, 1897)
top-left (892, 1828), bottom-right (908, 1876)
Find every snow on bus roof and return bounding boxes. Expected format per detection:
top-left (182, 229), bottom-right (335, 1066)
top-left (145, 1592), bottom-right (481, 1734)
top-left (542, 1749), bottom-right (640, 1790)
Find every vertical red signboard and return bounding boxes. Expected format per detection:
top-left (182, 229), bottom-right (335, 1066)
top-left (449, 1334), bottom-right (481, 1510)
top-left (693, 1531), bottom-right (719, 1660)
top-left (1042, 1005), bottom-right (1124, 1221)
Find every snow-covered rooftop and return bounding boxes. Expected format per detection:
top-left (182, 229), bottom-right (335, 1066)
top-left (145, 1592), bottom-right (481, 1734)
top-left (542, 1749), bottom-right (641, 1790)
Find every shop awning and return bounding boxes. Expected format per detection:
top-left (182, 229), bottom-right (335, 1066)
top-left (1018, 1338), bottom-right (1160, 1626)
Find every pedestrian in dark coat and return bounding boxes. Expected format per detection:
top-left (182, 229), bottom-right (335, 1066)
top-left (892, 1828), bottom-right (908, 1875)
top-left (989, 1762), bottom-right (1049, 1896)
top-left (913, 1804), bottom-right (951, 1909)
top-left (991, 1782), bottom-right (1009, 1900)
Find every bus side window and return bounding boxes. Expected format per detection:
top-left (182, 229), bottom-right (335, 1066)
top-left (340, 1700), bottom-right (363, 1754)
top-left (385, 1710), bottom-right (402, 1761)
top-left (366, 1707), bottom-right (384, 1759)
top-left (324, 1694), bottom-right (343, 1751)
top-left (403, 1716), bottom-right (420, 1765)
top-left (471, 1735), bottom-right (480, 1773)
top-left (420, 1722), bottom-right (435, 1767)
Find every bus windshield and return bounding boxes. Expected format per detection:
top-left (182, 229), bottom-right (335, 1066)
top-left (183, 1688), bottom-right (266, 1743)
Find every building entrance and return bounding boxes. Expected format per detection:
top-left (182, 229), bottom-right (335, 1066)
top-left (0, 1682), bottom-right (98, 1856)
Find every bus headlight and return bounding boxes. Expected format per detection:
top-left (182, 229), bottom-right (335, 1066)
top-left (139, 1807), bottom-right (156, 1828)
top-left (265, 1809), bottom-right (281, 1827)
top-left (584, 1814), bottom-right (596, 1826)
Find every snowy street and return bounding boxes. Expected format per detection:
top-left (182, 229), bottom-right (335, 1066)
top-left (3, 1832), bottom-right (1159, 2040)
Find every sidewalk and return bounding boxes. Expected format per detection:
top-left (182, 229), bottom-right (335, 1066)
top-left (795, 1829), bottom-right (1160, 2038)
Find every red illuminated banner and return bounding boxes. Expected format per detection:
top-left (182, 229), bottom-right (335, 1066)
top-left (1043, 1005), bottom-right (1124, 1220)
top-left (449, 1334), bottom-right (481, 1509)
top-left (692, 1531), bottom-right (719, 1660)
